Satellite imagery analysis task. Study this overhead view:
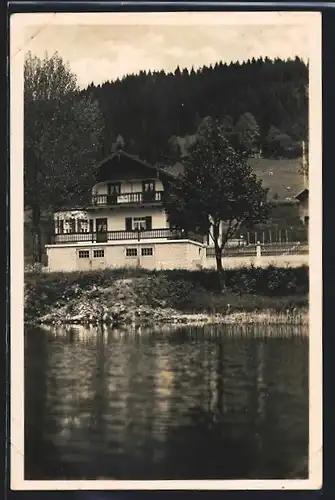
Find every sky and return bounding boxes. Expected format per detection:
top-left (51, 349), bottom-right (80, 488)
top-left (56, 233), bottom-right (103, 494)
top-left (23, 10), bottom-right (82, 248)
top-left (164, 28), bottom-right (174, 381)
top-left (19, 12), bottom-right (312, 88)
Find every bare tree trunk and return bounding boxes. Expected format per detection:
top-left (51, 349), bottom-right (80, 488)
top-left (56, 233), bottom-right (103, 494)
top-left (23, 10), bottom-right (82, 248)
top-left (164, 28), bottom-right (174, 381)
top-left (213, 222), bottom-right (223, 273)
top-left (215, 245), bottom-right (223, 272)
top-left (31, 205), bottom-right (42, 263)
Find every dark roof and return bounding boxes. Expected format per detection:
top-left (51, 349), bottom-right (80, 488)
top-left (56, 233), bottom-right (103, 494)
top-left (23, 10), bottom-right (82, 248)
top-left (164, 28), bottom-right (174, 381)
top-left (294, 188), bottom-right (309, 201)
top-left (97, 150), bottom-right (175, 181)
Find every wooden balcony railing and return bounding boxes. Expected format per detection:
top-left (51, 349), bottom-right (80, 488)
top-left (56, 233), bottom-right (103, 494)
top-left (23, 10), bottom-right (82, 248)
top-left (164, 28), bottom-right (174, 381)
top-left (49, 228), bottom-right (204, 245)
top-left (91, 191), bottom-right (164, 206)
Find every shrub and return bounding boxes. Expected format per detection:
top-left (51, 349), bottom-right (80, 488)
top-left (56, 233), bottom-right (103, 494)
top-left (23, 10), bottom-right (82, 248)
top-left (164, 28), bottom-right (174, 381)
top-left (24, 265), bottom-right (309, 321)
top-left (224, 265), bottom-right (308, 296)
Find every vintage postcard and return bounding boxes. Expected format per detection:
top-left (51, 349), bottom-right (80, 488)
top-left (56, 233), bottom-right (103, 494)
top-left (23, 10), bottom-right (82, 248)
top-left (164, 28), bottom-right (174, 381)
top-left (10, 11), bottom-right (322, 490)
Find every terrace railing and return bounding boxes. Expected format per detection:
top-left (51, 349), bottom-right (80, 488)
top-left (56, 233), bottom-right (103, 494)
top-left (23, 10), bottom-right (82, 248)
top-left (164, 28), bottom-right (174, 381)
top-left (50, 228), bottom-right (204, 245)
top-left (91, 191), bottom-right (164, 206)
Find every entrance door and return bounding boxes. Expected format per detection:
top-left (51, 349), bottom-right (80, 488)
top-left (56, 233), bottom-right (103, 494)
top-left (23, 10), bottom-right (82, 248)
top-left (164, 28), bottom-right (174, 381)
top-left (96, 218), bottom-right (108, 243)
top-left (142, 180), bottom-right (156, 202)
top-left (77, 249), bottom-right (92, 271)
top-left (107, 183), bottom-right (121, 205)
top-left (91, 248), bottom-right (106, 270)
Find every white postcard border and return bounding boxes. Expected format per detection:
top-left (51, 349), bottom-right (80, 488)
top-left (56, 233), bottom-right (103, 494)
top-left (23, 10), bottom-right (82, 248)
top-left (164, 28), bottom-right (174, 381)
top-left (10, 11), bottom-right (322, 491)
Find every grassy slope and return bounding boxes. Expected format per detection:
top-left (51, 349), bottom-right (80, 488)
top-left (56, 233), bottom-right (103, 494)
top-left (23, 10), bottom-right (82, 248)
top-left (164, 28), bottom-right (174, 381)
top-left (166, 154), bottom-right (305, 202)
top-left (248, 157), bottom-right (305, 201)
top-left (24, 266), bottom-right (309, 325)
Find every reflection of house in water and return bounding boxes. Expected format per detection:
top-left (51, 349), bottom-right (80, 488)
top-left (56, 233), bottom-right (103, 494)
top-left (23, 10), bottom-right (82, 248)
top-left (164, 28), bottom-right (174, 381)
top-left (26, 329), bottom-right (308, 480)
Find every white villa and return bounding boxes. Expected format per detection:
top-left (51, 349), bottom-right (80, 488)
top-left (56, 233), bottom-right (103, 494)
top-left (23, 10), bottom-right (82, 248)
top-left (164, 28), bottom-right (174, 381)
top-left (46, 151), bottom-right (207, 272)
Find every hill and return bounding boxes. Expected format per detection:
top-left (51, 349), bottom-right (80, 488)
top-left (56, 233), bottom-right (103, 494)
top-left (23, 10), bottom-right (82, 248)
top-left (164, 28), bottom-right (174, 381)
top-left (164, 157), bottom-right (305, 202)
top-left (248, 157), bottom-right (305, 201)
top-left (83, 57), bottom-right (308, 163)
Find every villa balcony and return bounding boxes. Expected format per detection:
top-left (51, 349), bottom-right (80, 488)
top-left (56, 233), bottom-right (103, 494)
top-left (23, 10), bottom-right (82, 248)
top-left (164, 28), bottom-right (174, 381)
top-left (91, 191), bottom-right (164, 207)
top-left (49, 228), bottom-right (204, 245)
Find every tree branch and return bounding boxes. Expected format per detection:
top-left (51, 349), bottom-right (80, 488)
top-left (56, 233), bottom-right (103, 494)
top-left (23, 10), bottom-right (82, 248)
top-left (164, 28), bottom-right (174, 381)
top-left (221, 219), bottom-right (241, 249)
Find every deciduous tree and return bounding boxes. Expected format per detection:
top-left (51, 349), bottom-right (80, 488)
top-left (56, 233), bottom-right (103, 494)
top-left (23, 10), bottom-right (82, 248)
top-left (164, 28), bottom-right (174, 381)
top-left (24, 51), bottom-right (103, 262)
top-left (164, 120), bottom-right (269, 271)
top-left (233, 112), bottom-right (260, 155)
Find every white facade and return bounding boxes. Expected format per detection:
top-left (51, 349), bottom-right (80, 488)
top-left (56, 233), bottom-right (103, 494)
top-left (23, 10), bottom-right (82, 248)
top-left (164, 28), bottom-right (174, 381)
top-left (47, 151), bottom-right (205, 272)
top-left (46, 240), bottom-right (205, 272)
top-left (54, 206), bottom-right (169, 234)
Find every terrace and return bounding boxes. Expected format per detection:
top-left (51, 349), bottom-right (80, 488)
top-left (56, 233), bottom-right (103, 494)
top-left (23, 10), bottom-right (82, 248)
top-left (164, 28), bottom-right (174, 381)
top-left (49, 228), bottom-right (204, 245)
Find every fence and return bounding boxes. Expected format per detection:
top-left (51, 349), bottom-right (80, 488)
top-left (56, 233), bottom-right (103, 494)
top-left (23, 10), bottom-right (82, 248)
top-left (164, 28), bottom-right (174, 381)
top-left (206, 242), bottom-right (309, 259)
top-left (238, 227), bottom-right (308, 245)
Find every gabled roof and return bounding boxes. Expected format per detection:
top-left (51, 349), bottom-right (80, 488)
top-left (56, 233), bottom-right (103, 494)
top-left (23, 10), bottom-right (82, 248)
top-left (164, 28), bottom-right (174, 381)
top-left (96, 150), bottom-right (175, 181)
top-left (294, 188), bottom-right (309, 201)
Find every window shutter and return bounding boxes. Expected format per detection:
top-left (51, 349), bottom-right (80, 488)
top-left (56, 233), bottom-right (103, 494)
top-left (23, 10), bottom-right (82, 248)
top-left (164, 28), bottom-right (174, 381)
top-left (125, 217), bottom-right (132, 231)
top-left (145, 216), bottom-right (152, 230)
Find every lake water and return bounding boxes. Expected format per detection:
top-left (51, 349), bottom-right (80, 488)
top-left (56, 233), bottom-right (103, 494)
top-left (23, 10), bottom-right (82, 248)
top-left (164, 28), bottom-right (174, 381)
top-left (24, 324), bottom-right (309, 480)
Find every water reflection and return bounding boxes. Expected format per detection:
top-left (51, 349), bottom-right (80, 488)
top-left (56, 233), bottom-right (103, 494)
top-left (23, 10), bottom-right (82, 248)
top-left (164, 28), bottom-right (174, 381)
top-left (25, 324), bottom-right (308, 480)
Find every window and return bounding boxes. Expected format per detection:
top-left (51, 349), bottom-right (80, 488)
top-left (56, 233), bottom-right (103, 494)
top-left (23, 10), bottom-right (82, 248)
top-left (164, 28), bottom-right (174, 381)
top-left (107, 183), bottom-right (121, 204)
top-left (78, 250), bottom-right (90, 259)
top-left (93, 249), bottom-right (105, 258)
top-left (96, 218), bottom-right (107, 232)
top-left (304, 216), bottom-right (309, 225)
top-left (65, 218), bottom-right (76, 233)
top-left (78, 219), bottom-right (89, 233)
top-left (55, 217), bottom-right (64, 234)
top-left (143, 180), bottom-right (155, 192)
top-left (108, 183), bottom-right (121, 194)
top-left (133, 217), bottom-right (146, 231)
top-left (125, 216), bottom-right (152, 231)
top-left (141, 247), bottom-right (153, 256)
top-left (126, 248), bottom-right (137, 257)
top-left (142, 180), bottom-right (156, 201)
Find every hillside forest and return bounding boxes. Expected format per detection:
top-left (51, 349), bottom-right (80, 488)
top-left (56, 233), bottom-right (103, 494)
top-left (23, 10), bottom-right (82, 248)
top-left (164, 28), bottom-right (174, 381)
top-left (82, 56), bottom-right (308, 163)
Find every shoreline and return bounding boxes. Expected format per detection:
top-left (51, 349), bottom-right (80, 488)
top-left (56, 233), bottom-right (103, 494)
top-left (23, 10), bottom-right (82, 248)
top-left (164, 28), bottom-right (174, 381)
top-left (31, 308), bottom-right (308, 328)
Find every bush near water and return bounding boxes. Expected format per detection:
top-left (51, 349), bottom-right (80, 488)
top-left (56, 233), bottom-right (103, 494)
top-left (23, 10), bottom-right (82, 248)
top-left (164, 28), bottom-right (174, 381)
top-left (24, 265), bottom-right (308, 324)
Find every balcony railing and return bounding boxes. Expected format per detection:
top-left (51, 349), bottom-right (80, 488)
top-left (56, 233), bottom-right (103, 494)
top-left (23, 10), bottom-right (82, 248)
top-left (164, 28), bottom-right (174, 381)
top-left (49, 228), bottom-right (204, 245)
top-left (91, 191), bottom-right (164, 206)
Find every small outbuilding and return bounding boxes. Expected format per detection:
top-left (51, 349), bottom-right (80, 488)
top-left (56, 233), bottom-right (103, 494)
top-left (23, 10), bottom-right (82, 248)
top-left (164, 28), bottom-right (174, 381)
top-left (295, 188), bottom-right (309, 225)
